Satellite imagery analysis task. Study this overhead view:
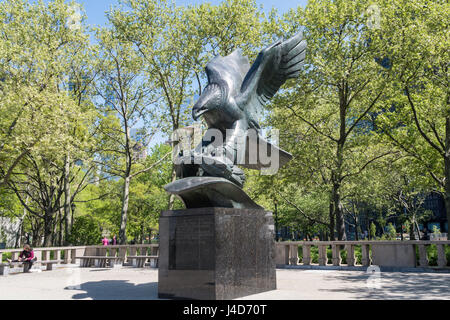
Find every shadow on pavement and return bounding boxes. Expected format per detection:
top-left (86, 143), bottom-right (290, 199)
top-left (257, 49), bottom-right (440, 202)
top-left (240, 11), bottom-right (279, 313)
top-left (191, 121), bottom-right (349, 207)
top-left (66, 280), bottom-right (160, 300)
top-left (321, 272), bottom-right (450, 299)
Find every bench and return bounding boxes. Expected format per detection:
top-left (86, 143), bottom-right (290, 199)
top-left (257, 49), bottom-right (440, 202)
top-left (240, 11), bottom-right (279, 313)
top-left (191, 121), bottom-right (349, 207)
top-left (75, 247), bottom-right (109, 267)
top-left (76, 256), bottom-right (124, 268)
top-left (40, 260), bottom-right (64, 270)
top-left (0, 263), bottom-right (10, 275)
top-left (0, 259), bottom-right (63, 274)
top-left (127, 255), bottom-right (159, 268)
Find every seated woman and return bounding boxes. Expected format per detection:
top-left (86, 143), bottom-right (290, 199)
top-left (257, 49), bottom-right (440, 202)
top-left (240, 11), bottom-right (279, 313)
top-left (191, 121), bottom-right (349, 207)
top-left (7, 244), bottom-right (37, 272)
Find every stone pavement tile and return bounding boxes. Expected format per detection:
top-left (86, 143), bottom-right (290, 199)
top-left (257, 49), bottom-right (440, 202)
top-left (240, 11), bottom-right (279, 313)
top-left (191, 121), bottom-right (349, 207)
top-left (239, 269), bottom-right (450, 300)
top-left (1, 268), bottom-right (450, 300)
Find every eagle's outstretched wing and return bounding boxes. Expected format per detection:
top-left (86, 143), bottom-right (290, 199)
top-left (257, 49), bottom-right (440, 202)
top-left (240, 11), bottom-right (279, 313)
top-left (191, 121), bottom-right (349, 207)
top-left (236, 32), bottom-right (306, 129)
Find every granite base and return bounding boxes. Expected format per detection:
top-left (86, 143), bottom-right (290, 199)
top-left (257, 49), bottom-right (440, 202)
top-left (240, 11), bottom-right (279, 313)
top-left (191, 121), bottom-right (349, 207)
top-left (158, 207), bottom-right (276, 300)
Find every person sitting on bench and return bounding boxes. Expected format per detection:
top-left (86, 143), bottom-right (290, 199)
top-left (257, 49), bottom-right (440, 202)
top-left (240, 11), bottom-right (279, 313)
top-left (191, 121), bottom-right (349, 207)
top-left (7, 244), bottom-right (37, 272)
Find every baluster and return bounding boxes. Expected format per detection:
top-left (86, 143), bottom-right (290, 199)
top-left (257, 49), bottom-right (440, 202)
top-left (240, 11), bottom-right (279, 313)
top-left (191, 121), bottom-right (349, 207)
top-left (418, 245), bottom-right (429, 267)
top-left (302, 245), bottom-right (311, 265)
top-left (0, 252), bottom-right (3, 262)
top-left (318, 245), bottom-right (328, 266)
top-left (11, 252), bottom-right (18, 261)
top-left (129, 246), bottom-right (137, 259)
top-left (63, 250), bottom-right (69, 264)
top-left (437, 244), bottom-right (447, 268)
top-left (56, 250), bottom-right (61, 263)
top-left (289, 245), bottom-right (298, 265)
top-left (361, 245), bottom-right (371, 267)
top-left (34, 250), bottom-right (42, 262)
top-left (281, 245), bottom-right (289, 265)
top-left (332, 244), bottom-right (341, 266)
top-left (42, 250), bottom-right (49, 262)
top-left (71, 249), bottom-right (77, 264)
top-left (346, 245), bottom-right (356, 266)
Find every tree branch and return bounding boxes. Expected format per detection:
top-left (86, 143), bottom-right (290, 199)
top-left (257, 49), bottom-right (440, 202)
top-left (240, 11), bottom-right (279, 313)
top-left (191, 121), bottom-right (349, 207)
top-left (406, 86), bottom-right (445, 156)
top-left (129, 151), bottom-right (171, 179)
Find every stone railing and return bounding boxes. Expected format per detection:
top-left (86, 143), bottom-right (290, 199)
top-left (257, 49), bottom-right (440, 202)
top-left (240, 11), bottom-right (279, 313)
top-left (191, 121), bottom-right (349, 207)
top-left (275, 241), bottom-right (450, 269)
top-left (0, 245), bottom-right (86, 264)
top-left (0, 244), bottom-right (159, 265)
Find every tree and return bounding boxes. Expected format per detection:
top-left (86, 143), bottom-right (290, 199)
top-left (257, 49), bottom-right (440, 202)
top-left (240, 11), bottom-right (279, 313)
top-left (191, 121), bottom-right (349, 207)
top-left (266, 0), bottom-right (396, 240)
top-left (0, 0), bottom-right (97, 246)
top-left (370, 221), bottom-right (377, 240)
top-left (386, 223), bottom-right (396, 240)
top-left (376, 0), bottom-right (450, 238)
top-left (126, 143), bottom-right (173, 243)
top-left (69, 215), bottom-right (102, 246)
top-left (0, 0), bottom-right (92, 185)
top-left (94, 25), bottom-right (171, 244)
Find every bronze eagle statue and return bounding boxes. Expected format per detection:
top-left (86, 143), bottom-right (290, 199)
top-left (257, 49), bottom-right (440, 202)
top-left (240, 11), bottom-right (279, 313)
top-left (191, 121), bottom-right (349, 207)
top-left (193, 31), bottom-right (306, 132)
top-left (175, 31), bottom-right (306, 190)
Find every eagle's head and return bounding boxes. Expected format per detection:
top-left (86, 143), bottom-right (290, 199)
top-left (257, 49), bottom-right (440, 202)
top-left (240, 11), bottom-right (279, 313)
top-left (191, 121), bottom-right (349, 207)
top-left (192, 50), bottom-right (250, 122)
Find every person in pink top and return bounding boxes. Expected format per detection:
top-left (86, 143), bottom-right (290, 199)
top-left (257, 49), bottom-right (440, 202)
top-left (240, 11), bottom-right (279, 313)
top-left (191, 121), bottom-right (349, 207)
top-left (7, 244), bottom-right (36, 272)
top-left (102, 236), bottom-right (109, 246)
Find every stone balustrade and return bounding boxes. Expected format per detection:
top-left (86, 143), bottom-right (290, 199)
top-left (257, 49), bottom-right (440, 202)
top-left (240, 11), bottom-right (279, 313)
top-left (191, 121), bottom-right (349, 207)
top-left (2, 241), bottom-right (448, 271)
top-left (275, 241), bottom-right (450, 270)
top-left (0, 244), bottom-right (159, 266)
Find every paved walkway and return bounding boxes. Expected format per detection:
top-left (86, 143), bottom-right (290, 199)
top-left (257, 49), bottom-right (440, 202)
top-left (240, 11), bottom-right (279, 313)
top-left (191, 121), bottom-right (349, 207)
top-left (1, 267), bottom-right (449, 300)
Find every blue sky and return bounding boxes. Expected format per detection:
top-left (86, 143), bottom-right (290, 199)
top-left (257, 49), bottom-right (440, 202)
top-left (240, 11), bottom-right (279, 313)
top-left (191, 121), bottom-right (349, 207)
top-left (79, 0), bottom-right (309, 27)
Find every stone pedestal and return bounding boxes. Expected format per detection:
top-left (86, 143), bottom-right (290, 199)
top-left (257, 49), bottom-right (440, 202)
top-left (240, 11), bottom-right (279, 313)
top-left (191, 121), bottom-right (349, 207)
top-left (158, 208), bottom-right (276, 300)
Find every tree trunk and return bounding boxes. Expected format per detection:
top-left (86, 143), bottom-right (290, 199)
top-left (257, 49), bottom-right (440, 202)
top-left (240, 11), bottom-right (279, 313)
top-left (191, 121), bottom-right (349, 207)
top-left (331, 179), bottom-right (346, 241)
top-left (52, 210), bottom-right (59, 246)
top-left (63, 153), bottom-right (71, 245)
top-left (43, 210), bottom-right (53, 247)
top-left (354, 216), bottom-right (359, 241)
top-left (119, 176), bottom-right (130, 244)
top-left (415, 220), bottom-right (421, 240)
top-left (70, 204), bottom-right (74, 237)
top-left (59, 207), bottom-right (63, 246)
top-left (119, 125), bottom-right (132, 245)
top-left (329, 202), bottom-right (335, 241)
top-left (334, 85), bottom-right (348, 241)
top-left (31, 221), bottom-right (39, 248)
top-left (445, 117), bottom-right (450, 240)
top-left (409, 217), bottom-right (416, 240)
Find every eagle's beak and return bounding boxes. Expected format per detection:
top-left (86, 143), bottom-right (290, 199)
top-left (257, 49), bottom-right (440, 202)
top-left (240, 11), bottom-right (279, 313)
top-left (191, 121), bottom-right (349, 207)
top-left (192, 104), bottom-right (209, 121)
top-left (192, 84), bottom-right (221, 121)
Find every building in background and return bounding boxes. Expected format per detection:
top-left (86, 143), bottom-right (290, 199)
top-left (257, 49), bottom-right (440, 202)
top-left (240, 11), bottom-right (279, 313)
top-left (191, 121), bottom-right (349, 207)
top-left (0, 217), bottom-right (20, 248)
top-left (132, 142), bottom-right (148, 162)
